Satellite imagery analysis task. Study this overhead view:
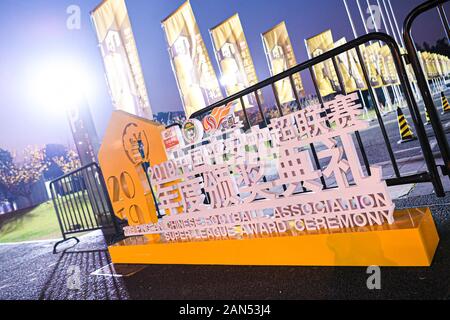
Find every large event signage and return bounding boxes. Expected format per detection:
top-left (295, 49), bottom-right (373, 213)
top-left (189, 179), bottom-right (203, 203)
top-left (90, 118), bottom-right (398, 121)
top-left (210, 14), bottom-right (260, 109)
top-left (161, 1), bottom-right (223, 118)
top-left (123, 93), bottom-right (396, 241)
top-left (305, 30), bottom-right (341, 97)
top-left (262, 21), bottom-right (305, 104)
top-left (334, 37), bottom-right (367, 93)
top-left (101, 105), bottom-right (438, 267)
top-left (91, 0), bottom-right (153, 119)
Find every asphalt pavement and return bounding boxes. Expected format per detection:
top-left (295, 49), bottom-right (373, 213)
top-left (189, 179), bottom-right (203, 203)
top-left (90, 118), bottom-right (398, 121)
top-left (0, 189), bottom-right (449, 300)
top-left (354, 88), bottom-right (450, 172)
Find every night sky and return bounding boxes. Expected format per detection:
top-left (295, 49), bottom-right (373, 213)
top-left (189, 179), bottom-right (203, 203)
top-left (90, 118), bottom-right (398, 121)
top-left (0, 0), bottom-right (446, 152)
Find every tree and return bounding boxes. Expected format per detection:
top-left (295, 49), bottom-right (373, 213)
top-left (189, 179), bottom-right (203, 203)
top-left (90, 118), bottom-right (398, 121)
top-left (433, 38), bottom-right (450, 57)
top-left (42, 144), bottom-right (82, 179)
top-left (43, 144), bottom-right (67, 180)
top-left (52, 149), bottom-right (81, 174)
top-left (418, 38), bottom-right (450, 56)
top-left (0, 146), bottom-right (48, 206)
top-left (0, 149), bottom-right (13, 202)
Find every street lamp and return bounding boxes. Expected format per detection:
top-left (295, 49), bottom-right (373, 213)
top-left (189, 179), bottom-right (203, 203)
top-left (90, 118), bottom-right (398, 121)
top-left (28, 60), bottom-right (100, 166)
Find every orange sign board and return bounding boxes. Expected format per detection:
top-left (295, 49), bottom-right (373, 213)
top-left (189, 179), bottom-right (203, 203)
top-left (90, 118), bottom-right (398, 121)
top-left (98, 111), bottom-right (167, 234)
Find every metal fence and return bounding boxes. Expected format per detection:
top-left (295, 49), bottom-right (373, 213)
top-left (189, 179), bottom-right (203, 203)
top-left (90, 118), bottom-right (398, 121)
top-left (403, 0), bottom-right (450, 178)
top-left (190, 31), bottom-right (446, 197)
top-left (50, 163), bottom-right (121, 253)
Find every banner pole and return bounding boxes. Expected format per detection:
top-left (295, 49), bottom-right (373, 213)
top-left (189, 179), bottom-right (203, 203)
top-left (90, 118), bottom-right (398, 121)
top-left (387, 0), bottom-right (405, 48)
top-left (343, 0), bottom-right (359, 37)
top-left (356, 0), bottom-right (369, 34)
top-left (391, 1), bottom-right (410, 105)
top-left (379, 0), bottom-right (397, 43)
top-left (377, 0), bottom-right (404, 108)
top-left (343, 0), bottom-right (372, 120)
top-left (365, 0), bottom-right (393, 112)
top-left (356, 0), bottom-right (386, 115)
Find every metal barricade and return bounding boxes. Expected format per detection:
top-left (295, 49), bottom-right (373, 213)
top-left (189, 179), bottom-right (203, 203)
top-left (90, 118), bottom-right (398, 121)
top-left (403, 0), bottom-right (450, 177)
top-left (190, 32), bottom-right (446, 196)
top-left (50, 163), bottom-right (121, 253)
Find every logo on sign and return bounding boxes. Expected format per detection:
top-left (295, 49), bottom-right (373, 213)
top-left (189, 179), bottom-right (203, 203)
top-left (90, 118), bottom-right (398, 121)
top-left (202, 103), bottom-right (235, 133)
top-left (162, 125), bottom-right (184, 152)
top-left (182, 119), bottom-right (204, 145)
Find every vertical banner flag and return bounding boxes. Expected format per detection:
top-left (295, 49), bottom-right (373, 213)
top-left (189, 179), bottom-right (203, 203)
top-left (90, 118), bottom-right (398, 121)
top-left (443, 55), bottom-right (450, 76)
top-left (429, 53), bottom-right (437, 78)
top-left (420, 51), bottom-right (440, 79)
top-left (400, 47), bottom-right (417, 84)
top-left (210, 14), bottom-right (260, 110)
top-left (361, 43), bottom-right (385, 88)
top-left (91, 0), bottom-right (153, 119)
top-left (418, 52), bottom-right (428, 80)
top-left (433, 53), bottom-right (443, 78)
top-left (334, 37), bottom-right (367, 93)
top-left (262, 21), bottom-right (304, 104)
top-left (440, 54), bottom-right (450, 76)
top-left (305, 29), bottom-right (341, 97)
top-left (161, 1), bottom-right (223, 118)
top-left (436, 54), bottom-right (445, 77)
top-left (380, 45), bottom-right (400, 85)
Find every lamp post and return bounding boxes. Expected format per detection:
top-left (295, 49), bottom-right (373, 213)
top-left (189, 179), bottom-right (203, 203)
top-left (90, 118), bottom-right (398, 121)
top-left (66, 96), bottom-right (100, 166)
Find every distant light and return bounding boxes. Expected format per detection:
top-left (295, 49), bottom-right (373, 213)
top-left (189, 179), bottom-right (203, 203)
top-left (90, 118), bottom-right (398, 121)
top-left (28, 59), bottom-right (93, 112)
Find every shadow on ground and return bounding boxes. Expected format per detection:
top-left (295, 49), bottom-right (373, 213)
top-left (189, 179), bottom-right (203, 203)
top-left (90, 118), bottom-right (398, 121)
top-left (38, 249), bottom-right (129, 300)
top-left (0, 206), bottom-right (38, 233)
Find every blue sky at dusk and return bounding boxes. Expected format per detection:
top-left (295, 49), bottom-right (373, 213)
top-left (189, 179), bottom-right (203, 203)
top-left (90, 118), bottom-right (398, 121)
top-left (0, 0), bottom-right (446, 152)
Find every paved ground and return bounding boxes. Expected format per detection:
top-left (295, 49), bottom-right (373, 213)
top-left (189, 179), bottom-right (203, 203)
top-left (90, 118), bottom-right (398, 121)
top-left (350, 88), bottom-right (450, 175)
top-left (357, 93), bottom-right (450, 168)
top-left (1, 187), bottom-right (449, 300)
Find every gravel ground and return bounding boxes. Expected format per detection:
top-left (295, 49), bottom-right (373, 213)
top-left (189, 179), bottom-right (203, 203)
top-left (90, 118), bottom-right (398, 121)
top-left (0, 191), bottom-right (449, 300)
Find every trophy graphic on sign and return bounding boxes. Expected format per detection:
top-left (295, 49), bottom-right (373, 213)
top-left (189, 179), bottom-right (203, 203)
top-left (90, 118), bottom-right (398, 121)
top-left (271, 45), bottom-right (296, 104)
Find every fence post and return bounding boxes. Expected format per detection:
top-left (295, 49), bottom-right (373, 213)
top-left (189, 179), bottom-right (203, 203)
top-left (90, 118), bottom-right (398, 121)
top-left (403, 0), bottom-right (450, 180)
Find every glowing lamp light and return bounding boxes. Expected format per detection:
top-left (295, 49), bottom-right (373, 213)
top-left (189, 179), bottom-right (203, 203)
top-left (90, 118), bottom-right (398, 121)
top-left (28, 59), bottom-right (93, 113)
